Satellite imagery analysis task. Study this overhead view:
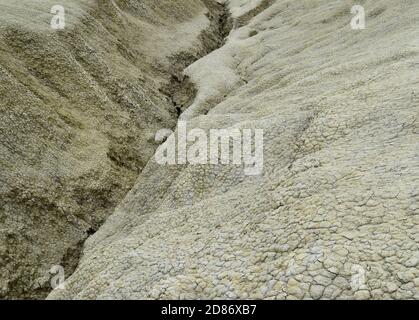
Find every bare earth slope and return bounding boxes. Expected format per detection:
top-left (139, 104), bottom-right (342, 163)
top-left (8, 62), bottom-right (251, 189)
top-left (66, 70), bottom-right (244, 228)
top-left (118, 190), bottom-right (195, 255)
top-left (6, 0), bottom-right (419, 299)
top-left (49, 0), bottom-right (418, 300)
top-left (0, 0), bottom-right (226, 298)
top-left (48, 0), bottom-right (419, 300)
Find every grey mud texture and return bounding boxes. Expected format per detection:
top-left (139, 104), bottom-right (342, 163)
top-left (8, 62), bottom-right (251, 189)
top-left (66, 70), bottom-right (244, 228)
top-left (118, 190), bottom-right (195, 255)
top-left (0, 0), bottom-right (418, 300)
top-left (0, 0), bottom-right (229, 299)
top-left (49, 0), bottom-right (418, 300)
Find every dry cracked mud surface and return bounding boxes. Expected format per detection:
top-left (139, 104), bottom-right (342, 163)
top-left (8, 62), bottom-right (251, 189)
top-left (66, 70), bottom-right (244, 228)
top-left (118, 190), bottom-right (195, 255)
top-left (0, 0), bottom-right (229, 299)
top-left (1, 0), bottom-right (418, 300)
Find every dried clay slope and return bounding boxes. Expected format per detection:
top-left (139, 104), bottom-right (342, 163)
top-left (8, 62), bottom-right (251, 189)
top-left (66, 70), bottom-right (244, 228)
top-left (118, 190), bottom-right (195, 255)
top-left (49, 0), bottom-right (419, 300)
top-left (0, 0), bottom-right (229, 298)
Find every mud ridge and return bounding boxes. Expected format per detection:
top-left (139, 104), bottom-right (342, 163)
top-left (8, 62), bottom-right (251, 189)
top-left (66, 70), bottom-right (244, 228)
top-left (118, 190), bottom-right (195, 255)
top-left (160, 1), bottom-right (233, 116)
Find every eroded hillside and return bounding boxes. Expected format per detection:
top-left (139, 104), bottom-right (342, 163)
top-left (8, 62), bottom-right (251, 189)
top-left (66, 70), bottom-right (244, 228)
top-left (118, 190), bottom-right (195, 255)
top-left (48, 0), bottom-right (418, 300)
top-left (1, 0), bottom-right (418, 300)
top-left (0, 0), bottom-right (229, 298)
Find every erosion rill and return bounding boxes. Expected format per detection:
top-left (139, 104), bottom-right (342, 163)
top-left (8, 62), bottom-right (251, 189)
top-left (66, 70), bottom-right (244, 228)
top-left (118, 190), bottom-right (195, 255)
top-left (0, 0), bottom-right (230, 299)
